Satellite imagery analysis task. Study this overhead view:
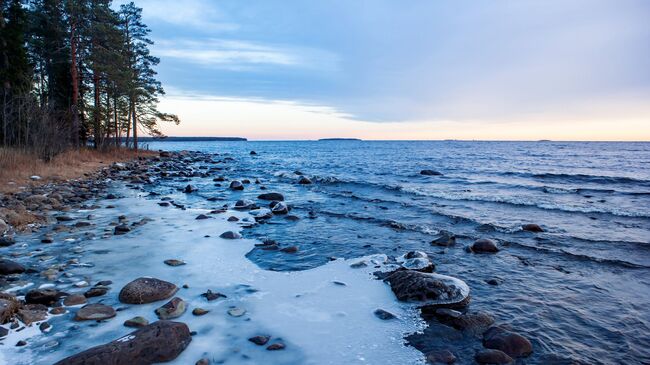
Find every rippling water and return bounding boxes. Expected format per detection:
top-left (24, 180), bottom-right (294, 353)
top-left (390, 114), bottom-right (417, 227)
top-left (147, 140), bottom-right (650, 364)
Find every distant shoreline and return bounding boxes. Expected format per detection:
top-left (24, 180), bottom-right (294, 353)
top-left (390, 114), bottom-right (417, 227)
top-left (139, 137), bottom-right (247, 142)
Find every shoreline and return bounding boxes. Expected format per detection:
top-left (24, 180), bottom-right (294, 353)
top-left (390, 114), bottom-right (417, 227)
top-left (0, 150), bottom-right (534, 364)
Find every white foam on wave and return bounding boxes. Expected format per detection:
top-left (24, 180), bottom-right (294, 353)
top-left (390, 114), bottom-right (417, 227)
top-left (7, 187), bottom-right (426, 365)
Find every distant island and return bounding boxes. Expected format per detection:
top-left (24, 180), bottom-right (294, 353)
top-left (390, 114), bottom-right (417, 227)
top-left (139, 137), bottom-right (248, 142)
top-left (318, 138), bottom-right (362, 141)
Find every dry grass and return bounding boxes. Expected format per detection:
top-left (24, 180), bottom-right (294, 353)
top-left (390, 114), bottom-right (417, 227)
top-left (0, 147), bottom-right (156, 194)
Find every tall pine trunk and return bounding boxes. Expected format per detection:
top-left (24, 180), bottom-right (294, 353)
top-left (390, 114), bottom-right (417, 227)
top-left (70, 20), bottom-right (79, 147)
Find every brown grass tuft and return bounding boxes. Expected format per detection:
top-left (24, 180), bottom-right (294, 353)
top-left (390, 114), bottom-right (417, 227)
top-left (0, 147), bottom-right (156, 194)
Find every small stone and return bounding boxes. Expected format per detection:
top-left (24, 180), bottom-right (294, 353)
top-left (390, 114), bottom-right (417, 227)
top-left (196, 359), bottom-right (210, 365)
top-left (227, 307), bottom-right (246, 317)
top-left (124, 316), bottom-right (149, 328)
top-left (39, 322), bottom-right (52, 332)
top-left (249, 335), bottom-right (270, 346)
top-left (266, 342), bottom-right (286, 351)
top-left (155, 297), bottom-right (187, 320)
top-left (298, 176), bottom-right (312, 185)
top-left (522, 223), bottom-right (544, 232)
top-left (229, 180), bottom-right (244, 191)
top-left (74, 303), bottom-right (116, 321)
top-left (195, 214), bottom-right (210, 220)
top-left (192, 308), bottom-right (209, 316)
top-left (114, 224), bottom-right (131, 235)
top-left (183, 184), bottom-right (198, 193)
top-left (16, 340), bottom-right (27, 347)
top-left (472, 238), bottom-right (499, 253)
top-left (227, 216), bottom-right (239, 222)
top-left (84, 287), bottom-right (109, 298)
top-left (201, 290), bottom-right (226, 301)
top-left (164, 259), bottom-right (186, 267)
top-left (374, 309), bottom-right (396, 320)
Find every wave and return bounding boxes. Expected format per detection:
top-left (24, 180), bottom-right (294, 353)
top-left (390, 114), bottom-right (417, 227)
top-left (500, 171), bottom-right (650, 187)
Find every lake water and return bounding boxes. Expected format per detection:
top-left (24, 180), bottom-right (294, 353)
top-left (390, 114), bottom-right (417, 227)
top-left (142, 140), bottom-right (650, 364)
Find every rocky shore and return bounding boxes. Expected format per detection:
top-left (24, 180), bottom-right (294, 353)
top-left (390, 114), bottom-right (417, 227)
top-left (0, 150), bottom-right (534, 364)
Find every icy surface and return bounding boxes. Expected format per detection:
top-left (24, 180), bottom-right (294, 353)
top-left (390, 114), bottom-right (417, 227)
top-left (2, 187), bottom-right (426, 365)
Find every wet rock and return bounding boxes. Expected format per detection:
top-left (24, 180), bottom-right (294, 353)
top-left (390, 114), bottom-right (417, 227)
top-left (258, 192), bottom-right (284, 201)
top-left (483, 326), bottom-right (533, 358)
top-left (53, 321), bottom-right (192, 365)
top-left (55, 215), bottom-right (74, 222)
top-left (522, 224), bottom-right (544, 232)
top-left (183, 184), bottom-right (198, 193)
top-left (196, 359), bottom-right (210, 365)
top-left (374, 309), bottom-right (396, 320)
top-left (41, 234), bottom-right (54, 243)
top-left (475, 349), bottom-right (513, 364)
top-left (435, 309), bottom-right (495, 334)
top-left (164, 259), bottom-right (186, 267)
top-left (250, 150), bottom-right (257, 155)
top-left (398, 251), bottom-right (435, 272)
top-left (234, 199), bottom-right (255, 210)
top-left (297, 176), bottom-right (313, 185)
top-left (271, 202), bottom-right (289, 215)
top-left (75, 303), bottom-right (116, 321)
top-left (155, 297), bottom-right (186, 320)
top-left (50, 307), bottom-right (66, 315)
top-left (0, 219), bottom-right (8, 234)
top-left (18, 308), bottom-right (48, 325)
top-left (195, 214), bottom-right (210, 220)
top-left (249, 335), bottom-right (270, 346)
top-left (114, 224), bottom-right (131, 235)
top-left (431, 231), bottom-right (456, 247)
top-left (63, 294), bottom-right (87, 306)
top-left (119, 277), bottom-right (178, 304)
top-left (227, 307), bottom-right (246, 317)
top-left (25, 289), bottom-right (62, 306)
top-left (267, 342), bottom-right (286, 351)
top-left (201, 290), bottom-right (226, 301)
top-left (229, 180), bottom-right (244, 191)
top-left (227, 216), bottom-right (239, 222)
top-left (220, 231), bottom-right (241, 240)
top-left (0, 294), bottom-right (20, 323)
top-left (16, 340), bottom-right (27, 347)
top-left (124, 316), bottom-right (149, 328)
top-left (39, 321), bottom-right (52, 332)
top-left (486, 278), bottom-right (501, 286)
top-left (0, 235), bottom-right (16, 247)
top-left (421, 170), bottom-right (442, 176)
top-left (426, 349), bottom-right (456, 364)
top-left (471, 239), bottom-right (499, 253)
top-left (0, 327), bottom-right (7, 337)
top-left (85, 286), bottom-right (109, 298)
top-left (0, 259), bottom-right (25, 275)
top-left (192, 308), bottom-right (209, 316)
top-left (385, 270), bottom-right (470, 308)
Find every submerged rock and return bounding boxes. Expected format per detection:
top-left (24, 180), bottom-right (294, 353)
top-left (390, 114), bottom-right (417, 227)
top-left (426, 349), bottom-right (457, 364)
top-left (483, 326), bottom-right (533, 358)
top-left (271, 202), bottom-right (289, 215)
top-left (53, 321), bottom-right (192, 365)
top-left (119, 277), bottom-right (178, 304)
top-left (431, 231), bottom-right (456, 247)
top-left (75, 303), bottom-right (116, 321)
top-left (522, 224), bottom-right (544, 232)
top-left (183, 184), bottom-right (198, 193)
top-left (475, 349), bottom-right (513, 364)
top-left (298, 176), bottom-right (312, 185)
top-left (374, 309), bottom-right (397, 320)
top-left (420, 170), bottom-right (442, 176)
top-left (229, 180), bottom-right (244, 191)
top-left (234, 199), bottom-right (255, 210)
top-left (434, 309), bottom-right (495, 334)
top-left (155, 297), bottom-right (186, 320)
top-left (385, 270), bottom-right (470, 308)
top-left (114, 224), bottom-right (131, 235)
top-left (258, 192), bottom-right (284, 201)
top-left (471, 239), bottom-right (499, 253)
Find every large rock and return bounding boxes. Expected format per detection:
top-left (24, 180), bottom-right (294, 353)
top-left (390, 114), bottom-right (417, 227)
top-left (522, 224), bottom-right (544, 232)
top-left (0, 259), bottom-right (25, 275)
top-left (471, 239), bottom-right (499, 253)
top-left (475, 349), bottom-right (513, 364)
top-left (53, 321), bottom-right (191, 365)
top-left (385, 270), bottom-right (470, 308)
top-left (119, 277), bottom-right (178, 304)
top-left (25, 289), bottom-right (62, 306)
top-left (75, 304), bottom-right (116, 321)
top-left (483, 326), bottom-right (533, 358)
top-left (220, 231), bottom-right (241, 240)
top-left (258, 192), bottom-right (284, 201)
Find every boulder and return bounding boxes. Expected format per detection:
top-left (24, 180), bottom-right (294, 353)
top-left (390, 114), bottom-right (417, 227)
top-left (25, 289), bottom-right (62, 306)
top-left (0, 259), bottom-right (25, 275)
top-left (229, 181), bottom-right (244, 191)
top-left (114, 225), bottom-right (131, 235)
top-left (119, 277), bottom-right (178, 304)
top-left (475, 349), bottom-right (513, 364)
top-left (434, 309), bottom-right (495, 334)
top-left (258, 193), bottom-right (284, 201)
top-left (155, 297), bottom-right (186, 320)
top-left (471, 239), bottom-right (499, 253)
top-left (483, 326), bottom-right (533, 358)
top-left (385, 270), bottom-right (470, 308)
top-left (53, 321), bottom-right (191, 365)
top-left (522, 224), bottom-right (544, 232)
top-left (75, 304), bottom-right (116, 321)
top-left (421, 170), bottom-right (442, 176)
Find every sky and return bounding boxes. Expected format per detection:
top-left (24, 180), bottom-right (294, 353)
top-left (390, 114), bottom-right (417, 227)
top-left (121, 0), bottom-right (650, 140)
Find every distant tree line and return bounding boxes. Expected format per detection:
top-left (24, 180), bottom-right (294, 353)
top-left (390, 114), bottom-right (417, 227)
top-left (0, 0), bottom-right (179, 159)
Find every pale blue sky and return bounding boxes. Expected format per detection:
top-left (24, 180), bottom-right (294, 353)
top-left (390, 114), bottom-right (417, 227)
top-left (123, 0), bottom-right (650, 140)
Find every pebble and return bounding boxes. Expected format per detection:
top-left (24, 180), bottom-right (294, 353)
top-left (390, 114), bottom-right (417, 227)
top-left (227, 307), bottom-right (246, 317)
top-left (124, 316), bottom-right (149, 328)
top-left (155, 297), bottom-right (187, 320)
top-left (192, 308), bottom-right (209, 316)
top-left (249, 335), bottom-right (270, 346)
top-left (374, 309), bottom-right (397, 320)
top-left (267, 342), bottom-right (286, 351)
top-left (164, 259), bottom-right (186, 267)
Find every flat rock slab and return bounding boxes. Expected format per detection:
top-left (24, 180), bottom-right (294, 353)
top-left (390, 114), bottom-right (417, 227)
top-left (75, 304), bottom-right (116, 321)
top-left (53, 321), bottom-right (191, 365)
top-left (119, 277), bottom-right (178, 304)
